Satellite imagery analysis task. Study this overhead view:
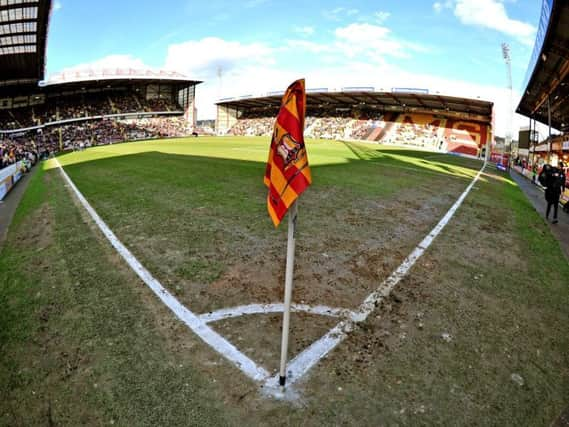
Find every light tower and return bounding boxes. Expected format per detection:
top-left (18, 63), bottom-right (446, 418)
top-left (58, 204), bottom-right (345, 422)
top-left (501, 42), bottom-right (513, 162)
top-left (216, 65), bottom-right (223, 100)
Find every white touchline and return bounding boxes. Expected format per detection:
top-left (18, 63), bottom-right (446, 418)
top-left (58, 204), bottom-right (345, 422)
top-left (262, 161), bottom-right (487, 393)
top-left (54, 159), bottom-right (270, 382)
top-left (198, 303), bottom-right (353, 323)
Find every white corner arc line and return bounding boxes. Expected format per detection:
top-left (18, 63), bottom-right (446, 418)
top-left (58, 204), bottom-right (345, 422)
top-left (199, 303), bottom-right (353, 323)
top-left (263, 162), bottom-right (487, 392)
top-left (54, 159), bottom-right (270, 382)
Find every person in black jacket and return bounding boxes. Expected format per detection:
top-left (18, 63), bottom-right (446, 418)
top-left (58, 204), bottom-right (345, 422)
top-left (539, 162), bottom-right (566, 224)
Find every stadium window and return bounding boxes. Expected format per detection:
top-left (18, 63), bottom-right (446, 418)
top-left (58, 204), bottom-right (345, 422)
top-left (23, 6), bottom-right (38, 19)
top-left (0, 0), bottom-right (37, 5)
top-left (23, 21), bottom-right (36, 32)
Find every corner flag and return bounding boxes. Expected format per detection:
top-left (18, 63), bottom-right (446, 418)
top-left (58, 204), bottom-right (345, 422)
top-left (264, 79), bottom-right (312, 388)
top-left (264, 79), bottom-right (312, 227)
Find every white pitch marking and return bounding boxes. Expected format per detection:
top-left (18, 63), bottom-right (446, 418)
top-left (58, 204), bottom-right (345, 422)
top-left (199, 303), bottom-right (353, 323)
top-left (263, 162), bottom-right (487, 393)
top-left (54, 159), bottom-right (270, 382)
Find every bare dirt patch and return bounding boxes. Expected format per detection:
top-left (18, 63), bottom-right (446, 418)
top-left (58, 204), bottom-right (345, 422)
top-left (11, 202), bottom-right (54, 253)
top-left (211, 312), bottom-right (339, 375)
top-left (151, 184), bottom-right (466, 319)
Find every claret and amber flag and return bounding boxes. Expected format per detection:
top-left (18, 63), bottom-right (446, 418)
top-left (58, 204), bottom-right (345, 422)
top-left (264, 79), bottom-right (312, 227)
top-left (264, 79), bottom-right (313, 387)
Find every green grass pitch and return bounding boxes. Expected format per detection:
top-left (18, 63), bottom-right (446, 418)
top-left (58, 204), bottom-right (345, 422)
top-left (1, 136), bottom-right (568, 425)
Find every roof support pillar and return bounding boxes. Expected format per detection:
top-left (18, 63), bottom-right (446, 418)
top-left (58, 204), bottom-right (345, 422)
top-left (529, 115), bottom-right (533, 165)
top-left (531, 116), bottom-right (537, 167)
top-left (547, 95), bottom-right (552, 163)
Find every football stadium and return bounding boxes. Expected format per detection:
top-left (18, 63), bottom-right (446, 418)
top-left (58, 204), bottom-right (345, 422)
top-left (1, 0), bottom-right (568, 425)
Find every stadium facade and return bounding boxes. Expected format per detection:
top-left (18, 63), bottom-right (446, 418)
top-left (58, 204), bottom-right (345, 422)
top-left (1, 69), bottom-right (200, 133)
top-left (516, 0), bottom-right (569, 167)
top-left (0, 0), bottom-right (201, 137)
top-left (0, 0), bottom-right (201, 200)
top-left (216, 89), bottom-right (493, 157)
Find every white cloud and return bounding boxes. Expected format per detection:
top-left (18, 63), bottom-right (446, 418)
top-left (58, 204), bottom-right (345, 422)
top-left (164, 37), bottom-right (273, 79)
top-left (59, 54), bottom-right (149, 73)
top-left (374, 11), bottom-right (391, 23)
top-left (163, 37), bottom-right (276, 118)
top-left (285, 39), bottom-right (330, 54)
top-left (324, 7), bottom-right (359, 21)
top-left (452, 0), bottom-right (536, 45)
top-left (334, 23), bottom-right (430, 61)
top-left (433, 1), bottom-right (453, 13)
top-left (335, 23), bottom-right (406, 60)
top-left (293, 26), bottom-right (315, 37)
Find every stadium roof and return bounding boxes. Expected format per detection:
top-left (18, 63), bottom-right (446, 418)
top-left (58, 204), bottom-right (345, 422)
top-left (516, 0), bottom-right (569, 131)
top-left (0, 0), bottom-right (51, 87)
top-left (217, 89), bottom-right (493, 122)
top-left (43, 69), bottom-right (201, 87)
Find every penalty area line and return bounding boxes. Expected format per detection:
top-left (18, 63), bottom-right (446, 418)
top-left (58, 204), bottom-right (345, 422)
top-left (54, 158), bottom-right (270, 383)
top-left (263, 161), bottom-right (487, 393)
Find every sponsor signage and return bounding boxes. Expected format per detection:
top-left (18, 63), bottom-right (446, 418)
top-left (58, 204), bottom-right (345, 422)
top-left (0, 161), bottom-right (24, 200)
top-left (0, 162), bottom-right (17, 182)
top-left (0, 178), bottom-right (10, 200)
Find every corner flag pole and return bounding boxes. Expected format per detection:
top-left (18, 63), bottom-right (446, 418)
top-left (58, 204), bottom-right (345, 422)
top-left (278, 200), bottom-right (298, 387)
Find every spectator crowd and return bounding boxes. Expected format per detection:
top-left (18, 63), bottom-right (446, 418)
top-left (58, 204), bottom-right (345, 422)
top-left (226, 111), bottom-right (483, 156)
top-left (0, 92), bottom-right (182, 131)
top-left (0, 116), bottom-right (192, 172)
top-left (0, 137), bottom-right (42, 171)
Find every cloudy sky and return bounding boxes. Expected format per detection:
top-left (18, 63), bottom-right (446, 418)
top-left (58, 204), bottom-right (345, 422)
top-left (46, 0), bottom-right (544, 136)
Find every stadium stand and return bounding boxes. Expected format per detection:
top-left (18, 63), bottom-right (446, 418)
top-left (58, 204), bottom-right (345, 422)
top-left (225, 109), bottom-right (490, 156)
top-left (1, 70), bottom-right (201, 181)
top-left (0, 0), bottom-right (50, 197)
top-left (0, 90), bottom-right (182, 129)
top-left (217, 90), bottom-right (493, 157)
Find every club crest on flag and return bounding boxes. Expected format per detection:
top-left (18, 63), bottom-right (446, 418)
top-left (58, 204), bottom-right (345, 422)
top-left (277, 134), bottom-right (303, 167)
top-left (264, 79), bottom-right (312, 227)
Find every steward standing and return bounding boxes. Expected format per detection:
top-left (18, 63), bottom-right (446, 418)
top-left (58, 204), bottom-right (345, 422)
top-left (538, 162), bottom-right (566, 224)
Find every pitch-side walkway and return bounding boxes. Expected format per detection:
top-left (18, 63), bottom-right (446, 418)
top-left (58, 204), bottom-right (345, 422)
top-left (510, 169), bottom-right (569, 262)
top-left (0, 165), bottom-right (38, 248)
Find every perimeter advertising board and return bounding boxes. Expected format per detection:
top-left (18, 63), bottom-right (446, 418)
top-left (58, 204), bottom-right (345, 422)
top-left (0, 161), bottom-right (24, 200)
